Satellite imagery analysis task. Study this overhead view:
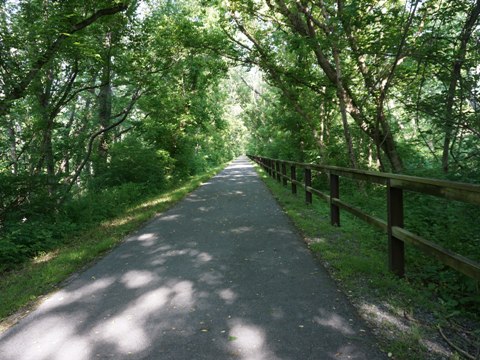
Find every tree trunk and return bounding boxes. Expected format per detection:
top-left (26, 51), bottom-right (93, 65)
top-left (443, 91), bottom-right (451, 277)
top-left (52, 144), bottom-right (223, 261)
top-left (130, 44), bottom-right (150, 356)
top-left (318, 0), bottom-right (356, 168)
top-left (36, 69), bottom-right (56, 186)
top-left (332, 43), bottom-right (357, 168)
top-left (96, 32), bottom-right (113, 169)
top-left (442, 0), bottom-right (480, 173)
top-left (7, 124), bottom-right (18, 174)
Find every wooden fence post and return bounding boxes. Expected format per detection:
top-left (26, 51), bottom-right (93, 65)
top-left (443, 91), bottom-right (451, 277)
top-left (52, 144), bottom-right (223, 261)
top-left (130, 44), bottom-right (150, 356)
top-left (276, 161), bottom-right (281, 182)
top-left (305, 168), bottom-right (312, 204)
top-left (330, 173), bottom-right (340, 226)
top-left (387, 180), bottom-right (405, 277)
top-left (270, 159), bottom-right (274, 178)
top-left (291, 165), bottom-right (297, 195)
top-left (282, 163), bottom-right (287, 186)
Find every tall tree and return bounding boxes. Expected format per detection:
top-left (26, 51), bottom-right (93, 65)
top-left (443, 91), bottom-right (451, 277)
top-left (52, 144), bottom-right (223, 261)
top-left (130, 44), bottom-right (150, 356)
top-left (0, 1), bottom-right (128, 121)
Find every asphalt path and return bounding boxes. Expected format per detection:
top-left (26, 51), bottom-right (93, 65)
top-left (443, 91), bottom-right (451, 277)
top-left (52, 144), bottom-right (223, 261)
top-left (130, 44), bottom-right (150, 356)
top-left (0, 156), bottom-right (385, 360)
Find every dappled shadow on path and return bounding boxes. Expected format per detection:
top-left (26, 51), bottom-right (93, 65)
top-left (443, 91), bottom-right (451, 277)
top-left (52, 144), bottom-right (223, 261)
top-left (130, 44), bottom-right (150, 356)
top-left (0, 156), bottom-right (384, 360)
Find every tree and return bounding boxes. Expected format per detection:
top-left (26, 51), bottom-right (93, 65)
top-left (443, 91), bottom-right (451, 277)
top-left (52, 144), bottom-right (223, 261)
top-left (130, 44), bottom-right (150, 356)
top-left (0, 1), bottom-right (129, 121)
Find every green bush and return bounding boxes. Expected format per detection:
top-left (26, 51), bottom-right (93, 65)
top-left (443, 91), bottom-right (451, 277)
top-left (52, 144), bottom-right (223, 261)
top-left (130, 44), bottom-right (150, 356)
top-left (0, 173), bottom-right (57, 222)
top-left (64, 182), bottom-right (147, 224)
top-left (0, 237), bottom-right (26, 271)
top-left (93, 138), bottom-right (174, 188)
top-left (172, 143), bottom-right (208, 176)
top-left (0, 181), bottom-right (155, 272)
top-left (0, 219), bottom-right (69, 271)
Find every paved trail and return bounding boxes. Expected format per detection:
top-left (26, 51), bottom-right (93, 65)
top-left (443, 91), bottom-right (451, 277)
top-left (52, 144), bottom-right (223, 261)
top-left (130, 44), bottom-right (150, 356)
top-left (0, 156), bottom-right (385, 360)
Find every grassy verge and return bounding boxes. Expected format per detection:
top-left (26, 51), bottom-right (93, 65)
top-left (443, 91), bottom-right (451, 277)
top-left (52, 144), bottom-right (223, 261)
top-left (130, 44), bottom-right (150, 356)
top-left (0, 164), bottom-right (225, 332)
top-left (252, 163), bottom-right (476, 360)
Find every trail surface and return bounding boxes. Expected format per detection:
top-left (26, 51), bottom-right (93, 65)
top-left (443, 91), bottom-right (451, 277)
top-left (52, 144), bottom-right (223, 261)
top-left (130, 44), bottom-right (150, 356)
top-left (0, 156), bottom-right (385, 359)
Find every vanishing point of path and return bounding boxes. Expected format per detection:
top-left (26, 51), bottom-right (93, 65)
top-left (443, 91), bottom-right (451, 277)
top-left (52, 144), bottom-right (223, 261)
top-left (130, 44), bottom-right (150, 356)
top-left (0, 156), bottom-right (385, 360)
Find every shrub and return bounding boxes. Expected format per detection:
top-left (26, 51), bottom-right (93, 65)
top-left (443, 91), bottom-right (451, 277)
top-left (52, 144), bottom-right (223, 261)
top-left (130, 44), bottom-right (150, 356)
top-left (93, 138), bottom-right (174, 188)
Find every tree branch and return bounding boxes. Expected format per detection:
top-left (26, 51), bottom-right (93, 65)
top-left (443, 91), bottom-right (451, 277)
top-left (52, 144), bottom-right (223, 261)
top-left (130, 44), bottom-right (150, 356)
top-left (0, 3), bottom-right (129, 120)
top-left (62, 88), bottom-right (141, 197)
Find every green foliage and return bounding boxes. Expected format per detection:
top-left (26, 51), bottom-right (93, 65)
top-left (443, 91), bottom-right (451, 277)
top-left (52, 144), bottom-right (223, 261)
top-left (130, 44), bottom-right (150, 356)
top-left (0, 0), bottom-right (247, 273)
top-left (0, 238), bottom-right (26, 270)
top-left (227, 0), bottom-right (480, 177)
top-left (64, 182), bottom-right (148, 224)
top-left (0, 173), bottom-right (57, 222)
top-left (92, 138), bottom-right (174, 188)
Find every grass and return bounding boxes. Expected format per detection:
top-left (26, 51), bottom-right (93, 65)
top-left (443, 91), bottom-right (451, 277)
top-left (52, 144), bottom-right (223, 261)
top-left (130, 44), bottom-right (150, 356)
top-left (251, 163), bottom-right (475, 360)
top-left (0, 165), bottom-right (225, 331)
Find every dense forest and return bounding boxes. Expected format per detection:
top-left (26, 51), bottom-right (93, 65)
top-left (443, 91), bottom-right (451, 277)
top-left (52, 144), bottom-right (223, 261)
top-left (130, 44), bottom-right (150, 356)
top-left (1, 0), bottom-right (480, 324)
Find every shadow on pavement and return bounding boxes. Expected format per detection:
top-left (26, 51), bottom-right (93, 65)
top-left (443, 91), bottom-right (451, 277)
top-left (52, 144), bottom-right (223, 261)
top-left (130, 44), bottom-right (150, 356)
top-left (0, 156), bottom-right (385, 360)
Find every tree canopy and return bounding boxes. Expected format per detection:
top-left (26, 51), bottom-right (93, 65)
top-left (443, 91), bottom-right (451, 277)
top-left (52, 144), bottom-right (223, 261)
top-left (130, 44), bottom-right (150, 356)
top-left (221, 0), bottom-right (480, 176)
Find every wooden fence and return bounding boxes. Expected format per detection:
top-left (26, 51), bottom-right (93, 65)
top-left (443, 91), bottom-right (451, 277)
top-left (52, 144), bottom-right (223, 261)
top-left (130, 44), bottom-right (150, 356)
top-left (248, 155), bottom-right (480, 281)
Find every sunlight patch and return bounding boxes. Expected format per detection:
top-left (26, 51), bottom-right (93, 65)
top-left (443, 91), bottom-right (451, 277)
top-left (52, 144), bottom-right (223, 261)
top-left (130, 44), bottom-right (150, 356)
top-left (43, 277), bottom-right (116, 310)
top-left (360, 303), bottom-right (409, 332)
top-left (130, 196), bottom-right (170, 212)
top-left (230, 226), bottom-right (253, 234)
top-left (106, 215), bottom-right (138, 227)
top-left (54, 336), bottom-right (91, 360)
top-left (138, 233), bottom-right (156, 241)
top-left (197, 252), bottom-right (213, 262)
top-left (33, 250), bottom-right (59, 264)
top-left (136, 233), bottom-right (158, 247)
top-left (314, 310), bottom-right (355, 336)
top-left (226, 164), bottom-right (254, 170)
top-left (121, 270), bottom-right (155, 289)
top-left (218, 288), bottom-right (237, 304)
top-left (159, 214), bottom-right (181, 222)
top-left (92, 316), bottom-right (148, 353)
top-left (170, 280), bottom-right (195, 307)
top-left (227, 319), bottom-right (274, 360)
top-left (134, 288), bottom-right (171, 314)
top-left (420, 339), bottom-right (450, 358)
top-left (2, 315), bottom-right (82, 360)
top-left (198, 271), bottom-right (223, 286)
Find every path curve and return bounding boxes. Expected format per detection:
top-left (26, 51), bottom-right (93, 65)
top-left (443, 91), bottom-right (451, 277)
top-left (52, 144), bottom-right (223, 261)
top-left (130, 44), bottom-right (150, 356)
top-left (0, 156), bottom-right (385, 359)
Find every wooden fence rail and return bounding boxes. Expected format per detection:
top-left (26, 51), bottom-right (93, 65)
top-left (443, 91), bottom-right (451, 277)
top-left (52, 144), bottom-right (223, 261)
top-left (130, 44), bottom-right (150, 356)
top-left (247, 155), bottom-right (480, 281)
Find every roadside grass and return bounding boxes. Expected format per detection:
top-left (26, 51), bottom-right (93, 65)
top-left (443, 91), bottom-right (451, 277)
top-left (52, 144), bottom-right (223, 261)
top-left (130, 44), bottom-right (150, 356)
top-left (252, 163), bottom-right (465, 360)
top-left (0, 165), bottom-right (224, 331)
